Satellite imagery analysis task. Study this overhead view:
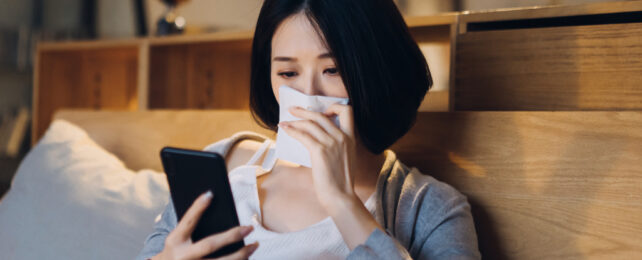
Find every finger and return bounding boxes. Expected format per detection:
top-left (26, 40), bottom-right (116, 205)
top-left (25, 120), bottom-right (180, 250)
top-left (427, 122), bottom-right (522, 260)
top-left (189, 225), bottom-right (254, 259)
top-left (174, 190), bottom-right (213, 241)
top-left (324, 104), bottom-right (354, 138)
top-left (288, 106), bottom-right (344, 138)
top-left (281, 123), bottom-right (324, 153)
top-left (281, 120), bottom-right (334, 147)
top-left (211, 242), bottom-right (259, 260)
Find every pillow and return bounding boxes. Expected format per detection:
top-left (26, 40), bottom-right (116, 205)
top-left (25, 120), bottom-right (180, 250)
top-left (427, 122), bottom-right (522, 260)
top-left (0, 119), bottom-right (169, 259)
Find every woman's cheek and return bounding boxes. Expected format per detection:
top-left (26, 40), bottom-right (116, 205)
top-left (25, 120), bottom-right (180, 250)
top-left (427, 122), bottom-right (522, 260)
top-left (331, 83), bottom-right (349, 98)
top-left (323, 75), bottom-right (348, 98)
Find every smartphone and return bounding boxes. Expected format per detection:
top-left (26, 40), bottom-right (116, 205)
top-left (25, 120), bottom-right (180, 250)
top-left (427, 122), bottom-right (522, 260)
top-left (160, 147), bottom-right (244, 258)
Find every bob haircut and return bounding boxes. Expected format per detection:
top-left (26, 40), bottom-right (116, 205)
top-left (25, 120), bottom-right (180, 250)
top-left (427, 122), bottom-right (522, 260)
top-left (250, 0), bottom-right (432, 154)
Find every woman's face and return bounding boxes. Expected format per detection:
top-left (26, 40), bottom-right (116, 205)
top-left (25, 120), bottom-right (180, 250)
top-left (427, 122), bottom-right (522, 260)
top-left (270, 12), bottom-right (348, 103)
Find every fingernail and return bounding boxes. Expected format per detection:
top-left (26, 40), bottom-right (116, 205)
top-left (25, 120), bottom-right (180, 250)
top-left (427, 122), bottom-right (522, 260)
top-left (240, 225), bottom-right (254, 236)
top-left (203, 190), bottom-right (213, 200)
top-left (249, 242), bottom-right (259, 254)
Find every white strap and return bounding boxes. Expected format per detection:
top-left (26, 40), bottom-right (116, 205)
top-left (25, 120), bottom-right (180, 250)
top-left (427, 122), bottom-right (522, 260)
top-left (245, 140), bottom-right (272, 166)
top-left (260, 146), bottom-right (278, 172)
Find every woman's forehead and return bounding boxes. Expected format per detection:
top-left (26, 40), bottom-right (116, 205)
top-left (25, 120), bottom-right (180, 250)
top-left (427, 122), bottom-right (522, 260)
top-left (271, 13), bottom-right (329, 58)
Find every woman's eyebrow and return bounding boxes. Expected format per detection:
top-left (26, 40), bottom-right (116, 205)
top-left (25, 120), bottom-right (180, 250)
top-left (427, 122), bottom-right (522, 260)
top-left (318, 53), bottom-right (333, 59)
top-left (273, 56), bottom-right (295, 62)
top-left (272, 53), bottom-right (333, 62)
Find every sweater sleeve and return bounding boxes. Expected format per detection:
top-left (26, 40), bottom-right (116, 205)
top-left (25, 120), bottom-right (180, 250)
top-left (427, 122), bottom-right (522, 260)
top-left (348, 228), bottom-right (412, 259)
top-left (347, 173), bottom-right (480, 260)
top-left (135, 198), bottom-right (177, 260)
top-left (416, 194), bottom-right (480, 260)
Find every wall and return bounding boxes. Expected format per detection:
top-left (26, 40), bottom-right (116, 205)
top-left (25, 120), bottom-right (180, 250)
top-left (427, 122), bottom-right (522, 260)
top-left (396, 0), bottom-right (456, 16)
top-left (145, 0), bottom-right (264, 33)
top-left (97, 0), bottom-right (137, 38)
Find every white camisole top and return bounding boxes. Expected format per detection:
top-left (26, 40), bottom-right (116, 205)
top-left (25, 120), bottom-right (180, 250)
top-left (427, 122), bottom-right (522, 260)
top-left (228, 139), bottom-right (376, 260)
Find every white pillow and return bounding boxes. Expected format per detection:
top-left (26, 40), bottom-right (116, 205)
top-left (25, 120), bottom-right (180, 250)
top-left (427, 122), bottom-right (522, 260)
top-left (0, 119), bottom-right (169, 259)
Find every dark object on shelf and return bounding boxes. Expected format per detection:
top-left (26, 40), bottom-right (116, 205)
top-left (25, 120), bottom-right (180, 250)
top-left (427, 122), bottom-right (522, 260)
top-left (134, 0), bottom-right (148, 36)
top-left (156, 0), bottom-right (189, 36)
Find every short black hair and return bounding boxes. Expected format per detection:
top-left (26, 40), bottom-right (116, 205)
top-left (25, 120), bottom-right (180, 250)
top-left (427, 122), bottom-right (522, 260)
top-left (250, 0), bottom-right (432, 154)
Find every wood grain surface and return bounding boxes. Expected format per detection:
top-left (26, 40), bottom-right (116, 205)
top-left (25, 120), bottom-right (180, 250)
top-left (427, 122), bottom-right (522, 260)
top-left (454, 22), bottom-right (642, 111)
top-left (34, 48), bottom-right (139, 143)
top-left (392, 111), bottom-right (642, 259)
top-left (458, 0), bottom-right (642, 33)
top-left (148, 40), bottom-right (252, 110)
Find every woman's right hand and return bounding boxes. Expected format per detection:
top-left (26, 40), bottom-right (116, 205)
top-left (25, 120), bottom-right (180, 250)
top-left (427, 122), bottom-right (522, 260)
top-left (153, 191), bottom-right (259, 260)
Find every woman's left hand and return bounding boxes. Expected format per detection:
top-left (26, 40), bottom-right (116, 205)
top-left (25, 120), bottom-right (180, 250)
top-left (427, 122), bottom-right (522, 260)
top-left (278, 103), bottom-right (358, 212)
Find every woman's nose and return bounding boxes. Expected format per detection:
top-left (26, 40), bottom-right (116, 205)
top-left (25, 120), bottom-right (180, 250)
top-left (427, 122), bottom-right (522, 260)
top-left (298, 73), bottom-right (322, 96)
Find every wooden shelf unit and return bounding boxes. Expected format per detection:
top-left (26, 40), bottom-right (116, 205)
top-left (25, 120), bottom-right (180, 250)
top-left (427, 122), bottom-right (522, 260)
top-left (32, 1), bottom-right (642, 144)
top-left (32, 15), bottom-right (457, 144)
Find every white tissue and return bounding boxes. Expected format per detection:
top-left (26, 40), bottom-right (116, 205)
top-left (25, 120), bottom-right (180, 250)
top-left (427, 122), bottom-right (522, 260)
top-left (275, 85), bottom-right (350, 167)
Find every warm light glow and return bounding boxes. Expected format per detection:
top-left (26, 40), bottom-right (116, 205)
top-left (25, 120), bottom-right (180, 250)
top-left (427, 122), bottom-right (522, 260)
top-left (175, 16), bottom-right (186, 29)
top-left (448, 151), bottom-right (486, 178)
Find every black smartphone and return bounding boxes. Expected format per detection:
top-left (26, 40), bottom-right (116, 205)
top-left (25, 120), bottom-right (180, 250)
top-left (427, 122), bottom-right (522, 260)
top-left (160, 147), bottom-right (244, 258)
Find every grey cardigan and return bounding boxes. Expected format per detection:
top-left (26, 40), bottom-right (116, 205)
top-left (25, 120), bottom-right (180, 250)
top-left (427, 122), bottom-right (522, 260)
top-left (137, 132), bottom-right (481, 260)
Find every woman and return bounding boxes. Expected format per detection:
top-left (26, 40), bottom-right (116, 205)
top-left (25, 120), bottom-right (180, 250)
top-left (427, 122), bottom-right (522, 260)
top-left (138, 0), bottom-right (480, 259)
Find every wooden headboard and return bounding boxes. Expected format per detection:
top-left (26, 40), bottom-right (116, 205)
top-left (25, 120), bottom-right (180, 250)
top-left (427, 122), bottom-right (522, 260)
top-left (53, 109), bottom-right (642, 259)
top-left (53, 110), bottom-right (275, 171)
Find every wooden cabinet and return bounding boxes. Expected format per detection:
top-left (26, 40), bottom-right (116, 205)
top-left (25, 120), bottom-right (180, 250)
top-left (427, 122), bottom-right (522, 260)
top-left (33, 1), bottom-right (642, 143)
top-left (35, 47), bottom-right (138, 141)
top-left (33, 20), bottom-right (455, 144)
top-left (148, 39), bottom-right (252, 109)
top-left (33, 31), bottom-right (257, 143)
top-left (453, 1), bottom-right (642, 111)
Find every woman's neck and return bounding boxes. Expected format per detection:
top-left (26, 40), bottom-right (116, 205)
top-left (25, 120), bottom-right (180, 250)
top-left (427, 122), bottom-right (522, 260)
top-left (353, 143), bottom-right (387, 191)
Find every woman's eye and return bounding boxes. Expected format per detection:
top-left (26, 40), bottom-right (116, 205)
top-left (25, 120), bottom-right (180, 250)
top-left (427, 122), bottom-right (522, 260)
top-left (277, 71), bottom-right (297, 78)
top-left (324, 68), bottom-right (339, 75)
